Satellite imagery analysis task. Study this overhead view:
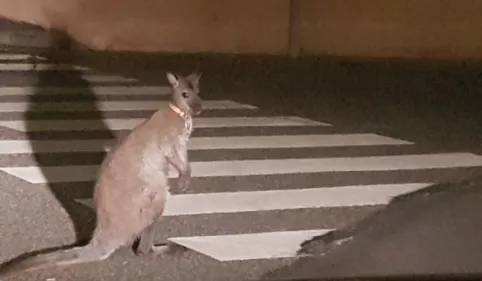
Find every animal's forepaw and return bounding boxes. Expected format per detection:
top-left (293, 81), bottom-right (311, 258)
top-left (177, 175), bottom-right (191, 192)
top-left (176, 166), bottom-right (191, 192)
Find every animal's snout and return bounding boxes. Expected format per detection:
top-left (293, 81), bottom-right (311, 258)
top-left (193, 99), bottom-right (203, 116)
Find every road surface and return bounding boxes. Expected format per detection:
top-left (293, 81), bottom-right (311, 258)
top-left (0, 51), bottom-right (481, 281)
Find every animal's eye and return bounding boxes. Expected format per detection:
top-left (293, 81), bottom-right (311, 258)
top-left (182, 92), bottom-right (189, 98)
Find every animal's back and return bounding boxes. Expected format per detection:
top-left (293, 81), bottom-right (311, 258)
top-left (92, 110), bottom-right (181, 242)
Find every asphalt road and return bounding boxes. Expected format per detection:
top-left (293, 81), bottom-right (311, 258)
top-left (0, 41), bottom-right (481, 280)
top-left (264, 178), bottom-right (482, 281)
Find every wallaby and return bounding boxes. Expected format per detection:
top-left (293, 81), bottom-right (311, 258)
top-left (0, 72), bottom-right (203, 275)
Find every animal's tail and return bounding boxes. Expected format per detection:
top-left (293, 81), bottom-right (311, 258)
top-left (0, 242), bottom-right (116, 276)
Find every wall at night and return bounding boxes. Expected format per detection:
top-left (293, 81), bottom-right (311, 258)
top-left (0, 0), bottom-right (481, 59)
top-left (299, 0), bottom-right (482, 59)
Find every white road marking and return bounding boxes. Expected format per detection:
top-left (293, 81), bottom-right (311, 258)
top-left (168, 229), bottom-right (334, 261)
top-left (0, 63), bottom-right (89, 71)
top-left (0, 86), bottom-right (167, 96)
top-left (184, 134), bottom-right (413, 148)
top-left (186, 152), bottom-right (482, 177)
top-left (0, 54), bottom-right (45, 61)
top-left (0, 100), bottom-right (256, 112)
top-left (0, 134), bottom-right (412, 154)
top-left (1, 153), bottom-right (480, 184)
top-left (77, 75), bottom-right (138, 83)
top-left (0, 116), bottom-right (327, 132)
top-left (75, 183), bottom-right (431, 215)
top-left (0, 140), bottom-right (111, 154)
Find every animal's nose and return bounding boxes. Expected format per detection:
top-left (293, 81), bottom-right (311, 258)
top-left (196, 102), bottom-right (203, 114)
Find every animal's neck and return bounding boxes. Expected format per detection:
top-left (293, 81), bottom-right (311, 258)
top-left (168, 103), bottom-right (188, 118)
top-left (169, 103), bottom-right (193, 137)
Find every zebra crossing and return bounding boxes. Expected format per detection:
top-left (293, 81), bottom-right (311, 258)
top-left (1, 52), bottom-right (482, 264)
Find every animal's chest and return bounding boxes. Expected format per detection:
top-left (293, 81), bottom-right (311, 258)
top-left (179, 116), bottom-right (193, 146)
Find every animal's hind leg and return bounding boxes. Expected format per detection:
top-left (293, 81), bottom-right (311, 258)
top-left (135, 192), bottom-right (170, 256)
top-left (135, 222), bottom-right (170, 256)
top-left (135, 223), bottom-right (156, 256)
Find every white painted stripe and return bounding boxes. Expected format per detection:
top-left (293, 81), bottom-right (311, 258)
top-left (0, 140), bottom-right (110, 154)
top-left (0, 153), bottom-right (480, 184)
top-left (185, 134), bottom-right (413, 148)
top-left (0, 86), bottom-right (166, 96)
top-left (168, 229), bottom-right (334, 261)
top-left (0, 54), bottom-right (45, 61)
top-left (0, 100), bottom-right (256, 112)
top-left (0, 116), bottom-right (327, 132)
top-left (183, 153), bottom-right (482, 177)
top-left (80, 75), bottom-right (138, 83)
top-left (0, 134), bottom-right (412, 154)
top-left (75, 183), bottom-right (430, 215)
top-left (0, 63), bottom-right (89, 71)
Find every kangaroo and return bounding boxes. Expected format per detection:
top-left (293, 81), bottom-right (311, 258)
top-left (0, 72), bottom-right (203, 275)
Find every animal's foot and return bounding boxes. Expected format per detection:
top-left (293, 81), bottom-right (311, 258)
top-left (151, 243), bottom-right (170, 255)
top-left (135, 242), bottom-right (172, 256)
top-left (134, 244), bottom-right (151, 256)
top-left (135, 240), bottom-right (189, 257)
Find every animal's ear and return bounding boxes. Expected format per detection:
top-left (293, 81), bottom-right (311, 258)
top-left (187, 72), bottom-right (202, 85)
top-left (166, 72), bottom-right (179, 87)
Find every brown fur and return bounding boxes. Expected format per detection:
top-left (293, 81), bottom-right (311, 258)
top-left (0, 72), bottom-right (203, 275)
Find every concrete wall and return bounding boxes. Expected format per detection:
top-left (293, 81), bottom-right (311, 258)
top-left (299, 0), bottom-right (482, 59)
top-left (69, 0), bottom-right (290, 53)
top-left (0, 0), bottom-right (290, 54)
top-left (1, 0), bottom-right (482, 59)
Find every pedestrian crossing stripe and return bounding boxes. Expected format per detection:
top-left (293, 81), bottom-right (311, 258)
top-left (0, 116), bottom-right (329, 132)
top-left (75, 183), bottom-right (431, 216)
top-left (1, 153), bottom-right (481, 184)
top-left (0, 53), bottom-right (46, 61)
top-left (167, 229), bottom-right (333, 261)
top-left (0, 86), bottom-right (167, 96)
top-left (0, 51), bottom-right (479, 263)
top-left (0, 63), bottom-right (90, 71)
top-left (0, 134), bottom-right (413, 154)
top-left (79, 75), bottom-right (138, 83)
top-left (0, 75), bottom-right (136, 84)
top-left (0, 100), bottom-right (256, 112)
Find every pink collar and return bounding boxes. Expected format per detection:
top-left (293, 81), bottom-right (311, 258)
top-left (169, 103), bottom-right (187, 118)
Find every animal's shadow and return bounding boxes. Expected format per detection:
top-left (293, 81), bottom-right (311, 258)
top-left (24, 33), bottom-right (114, 246)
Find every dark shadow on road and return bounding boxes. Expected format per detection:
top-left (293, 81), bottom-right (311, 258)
top-left (24, 32), bottom-right (114, 243)
top-left (258, 177), bottom-right (482, 281)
